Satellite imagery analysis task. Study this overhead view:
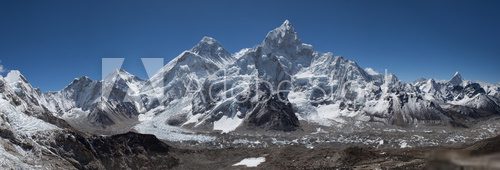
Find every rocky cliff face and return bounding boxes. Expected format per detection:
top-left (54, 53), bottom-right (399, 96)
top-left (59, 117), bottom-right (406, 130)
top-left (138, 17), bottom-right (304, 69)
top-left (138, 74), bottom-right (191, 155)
top-left (48, 131), bottom-right (178, 169)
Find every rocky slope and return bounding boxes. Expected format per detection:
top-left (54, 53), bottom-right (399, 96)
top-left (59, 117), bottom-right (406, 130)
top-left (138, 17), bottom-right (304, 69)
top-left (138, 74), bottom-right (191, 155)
top-left (0, 72), bottom-right (177, 169)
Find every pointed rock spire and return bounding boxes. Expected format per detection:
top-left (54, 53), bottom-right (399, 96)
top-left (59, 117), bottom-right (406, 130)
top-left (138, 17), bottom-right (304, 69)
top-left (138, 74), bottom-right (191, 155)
top-left (280, 19), bottom-right (293, 31)
top-left (262, 20), bottom-right (301, 50)
top-left (421, 78), bottom-right (440, 93)
top-left (449, 71), bottom-right (463, 86)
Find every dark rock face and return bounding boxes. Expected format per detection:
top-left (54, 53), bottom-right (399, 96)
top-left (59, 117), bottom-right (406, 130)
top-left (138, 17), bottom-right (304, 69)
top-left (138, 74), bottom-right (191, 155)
top-left (86, 101), bottom-right (140, 127)
top-left (247, 93), bottom-right (300, 131)
top-left (463, 83), bottom-right (486, 97)
top-left (49, 131), bottom-right (179, 169)
top-left (85, 78), bottom-right (142, 128)
top-left (37, 108), bottom-right (74, 129)
top-left (62, 76), bottom-right (101, 111)
top-left (191, 78), bottom-right (300, 132)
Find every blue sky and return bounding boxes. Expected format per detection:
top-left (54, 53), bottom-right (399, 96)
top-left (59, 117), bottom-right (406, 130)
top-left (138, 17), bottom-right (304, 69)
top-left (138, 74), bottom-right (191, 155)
top-left (0, 0), bottom-right (499, 91)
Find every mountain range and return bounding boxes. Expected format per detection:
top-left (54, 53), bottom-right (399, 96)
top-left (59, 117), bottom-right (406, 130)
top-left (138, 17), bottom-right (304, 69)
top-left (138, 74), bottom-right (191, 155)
top-left (41, 20), bottom-right (500, 133)
top-left (1, 20), bottom-right (499, 168)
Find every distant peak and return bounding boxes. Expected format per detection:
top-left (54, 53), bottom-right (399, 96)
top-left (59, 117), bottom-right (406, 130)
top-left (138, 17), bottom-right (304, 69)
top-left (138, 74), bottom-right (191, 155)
top-left (200, 36), bottom-right (218, 45)
top-left (103, 68), bottom-right (136, 81)
top-left (67, 76), bottom-right (94, 88)
top-left (116, 68), bottom-right (128, 73)
top-left (449, 71), bottom-right (463, 86)
top-left (75, 76), bottom-right (92, 81)
top-left (5, 70), bottom-right (28, 84)
top-left (6, 70), bottom-right (22, 77)
top-left (193, 36), bottom-right (222, 49)
top-left (111, 68), bottom-right (133, 77)
top-left (190, 36), bottom-right (231, 60)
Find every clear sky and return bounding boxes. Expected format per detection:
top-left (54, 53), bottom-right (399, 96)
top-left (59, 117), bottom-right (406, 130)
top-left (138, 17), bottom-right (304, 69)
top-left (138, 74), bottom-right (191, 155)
top-left (0, 0), bottom-right (499, 91)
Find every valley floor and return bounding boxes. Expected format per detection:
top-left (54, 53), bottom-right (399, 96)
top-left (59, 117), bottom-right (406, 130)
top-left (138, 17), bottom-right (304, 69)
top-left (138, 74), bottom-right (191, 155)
top-left (155, 119), bottom-right (500, 169)
top-left (168, 140), bottom-right (500, 169)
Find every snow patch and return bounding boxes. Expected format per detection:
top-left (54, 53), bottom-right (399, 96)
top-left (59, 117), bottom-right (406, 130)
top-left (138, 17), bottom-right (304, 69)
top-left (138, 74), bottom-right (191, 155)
top-left (314, 103), bottom-right (348, 124)
top-left (294, 70), bottom-right (315, 78)
top-left (213, 113), bottom-right (243, 133)
top-left (400, 140), bottom-right (410, 148)
top-left (233, 157), bottom-right (266, 167)
top-left (288, 91), bottom-right (308, 105)
top-left (364, 68), bottom-right (380, 76)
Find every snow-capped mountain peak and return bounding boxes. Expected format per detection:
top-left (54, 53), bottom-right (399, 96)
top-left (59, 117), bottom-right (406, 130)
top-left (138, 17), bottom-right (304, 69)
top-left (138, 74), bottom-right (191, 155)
top-left (4, 70), bottom-right (28, 85)
top-left (3, 70), bottom-right (41, 96)
top-left (278, 19), bottom-right (294, 33)
top-left (449, 71), bottom-right (463, 86)
top-left (421, 78), bottom-right (439, 93)
top-left (262, 20), bottom-right (301, 50)
top-left (190, 36), bottom-right (232, 66)
top-left (101, 68), bottom-right (143, 98)
top-left (282, 19), bottom-right (292, 28)
top-left (104, 69), bottom-right (140, 83)
top-left (198, 36), bottom-right (218, 45)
